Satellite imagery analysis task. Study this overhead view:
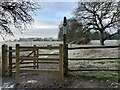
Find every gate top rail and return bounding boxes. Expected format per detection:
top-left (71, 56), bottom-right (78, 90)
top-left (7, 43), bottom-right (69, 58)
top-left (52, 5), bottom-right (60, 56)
top-left (19, 45), bottom-right (60, 49)
top-left (68, 45), bottom-right (120, 50)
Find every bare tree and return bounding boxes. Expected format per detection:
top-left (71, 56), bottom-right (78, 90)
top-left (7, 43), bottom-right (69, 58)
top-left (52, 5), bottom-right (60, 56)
top-left (74, 2), bottom-right (120, 45)
top-left (0, 1), bottom-right (40, 39)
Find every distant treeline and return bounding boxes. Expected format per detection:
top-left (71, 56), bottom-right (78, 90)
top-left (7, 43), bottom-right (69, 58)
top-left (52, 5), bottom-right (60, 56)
top-left (13, 37), bottom-right (59, 42)
top-left (13, 33), bottom-right (118, 43)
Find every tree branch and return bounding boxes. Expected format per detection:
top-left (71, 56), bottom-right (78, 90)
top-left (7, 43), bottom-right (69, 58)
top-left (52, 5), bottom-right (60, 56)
top-left (0, 2), bottom-right (40, 36)
top-left (103, 32), bottom-right (119, 41)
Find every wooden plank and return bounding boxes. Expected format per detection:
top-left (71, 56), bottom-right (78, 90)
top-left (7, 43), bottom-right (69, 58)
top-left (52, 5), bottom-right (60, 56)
top-left (20, 48), bottom-right (36, 51)
top-left (20, 46), bottom-right (60, 49)
top-left (38, 54), bottom-right (60, 56)
top-left (68, 45), bottom-right (120, 50)
top-left (68, 68), bottom-right (120, 71)
top-left (19, 46), bottom-right (34, 49)
top-left (20, 57), bottom-right (59, 61)
top-left (9, 46), bottom-right (12, 76)
top-left (68, 58), bottom-right (120, 60)
top-left (15, 44), bottom-right (20, 85)
top-left (38, 61), bottom-right (59, 64)
top-left (12, 65), bottom-right (37, 69)
top-left (12, 62), bottom-right (33, 64)
top-left (27, 51), bottom-right (34, 56)
top-left (20, 56), bottom-right (37, 58)
top-left (36, 46), bottom-right (60, 49)
top-left (20, 65), bottom-right (37, 68)
top-left (20, 69), bottom-right (59, 72)
top-left (13, 61), bottom-right (59, 64)
top-left (2, 44), bottom-right (7, 77)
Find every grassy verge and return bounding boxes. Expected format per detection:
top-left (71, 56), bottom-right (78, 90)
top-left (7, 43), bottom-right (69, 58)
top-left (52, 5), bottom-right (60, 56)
top-left (68, 60), bottom-right (119, 87)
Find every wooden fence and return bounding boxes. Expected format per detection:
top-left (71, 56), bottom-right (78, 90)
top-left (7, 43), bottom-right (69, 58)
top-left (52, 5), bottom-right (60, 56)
top-left (63, 44), bottom-right (120, 84)
top-left (67, 45), bottom-right (120, 72)
top-left (62, 44), bottom-right (120, 76)
top-left (2, 44), bottom-right (64, 86)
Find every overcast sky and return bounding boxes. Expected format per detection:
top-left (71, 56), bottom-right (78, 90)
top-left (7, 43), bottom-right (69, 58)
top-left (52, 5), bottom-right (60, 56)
top-left (1, 2), bottom-right (78, 41)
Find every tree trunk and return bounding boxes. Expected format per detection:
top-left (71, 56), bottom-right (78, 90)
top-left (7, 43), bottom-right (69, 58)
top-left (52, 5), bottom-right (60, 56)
top-left (100, 31), bottom-right (105, 45)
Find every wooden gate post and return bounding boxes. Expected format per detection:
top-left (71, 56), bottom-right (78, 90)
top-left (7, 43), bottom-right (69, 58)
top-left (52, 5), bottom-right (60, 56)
top-left (9, 46), bottom-right (12, 76)
top-left (36, 49), bottom-right (39, 69)
top-left (63, 17), bottom-right (68, 75)
top-left (15, 44), bottom-right (20, 85)
top-left (34, 45), bottom-right (37, 69)
top-left (117, 29), bottom-right (120, 88)
top-left (2, 44), bottom-right (7, 77)
top-left (64, 44), bottom-right (68, 75)
top-left (66, 44), bottom-right (68, 74)
top-left (59, 44), bottom-right (64, 86)
top-left (118, 45), bottom-right (120, 88)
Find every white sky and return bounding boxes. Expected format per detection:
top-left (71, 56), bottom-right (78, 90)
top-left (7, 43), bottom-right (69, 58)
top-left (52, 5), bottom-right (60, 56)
top-left (0, 2), bottom-right (77, 41)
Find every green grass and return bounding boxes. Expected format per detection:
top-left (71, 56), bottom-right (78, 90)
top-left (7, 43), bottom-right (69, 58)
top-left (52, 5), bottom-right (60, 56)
top-left (64, 71), bottom-right (119, 87)
top-left (68, 60), bottom-right (119, 85)
top-left (79, 72), bottom-right (118, 81)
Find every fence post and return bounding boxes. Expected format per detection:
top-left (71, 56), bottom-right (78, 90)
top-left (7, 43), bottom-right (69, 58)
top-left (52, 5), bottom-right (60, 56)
top-left (34, 45), bottom-right (36, 69)
top-left (64, 44), bottom-right (68, 76)
top-left (118, 29), bottom-right (120, 88)
top-left (9, 46), bottom-right (12, 76)
top-left (15, 44), bottom-right (20, 85)
top-left (37, 49), bottom-right (39, 69)
top-left (63, 17), bottom-right (68, 75)
top-left (118, 45), bottom-right (120, 88)
top-left (118, 45), bottom-right (120, 87)
top-left (66, 44), bottom-right (68, 73)
top-left (2, 44), bottom-right (7, 77)
top-left (59, 44), bottom-right (64, 86)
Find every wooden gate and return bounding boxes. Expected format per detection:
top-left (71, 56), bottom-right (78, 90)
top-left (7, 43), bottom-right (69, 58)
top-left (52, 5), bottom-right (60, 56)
top-left (2, 44), bottom-right (64, 86)
top-left (15, 44), bottom-right (64, 86)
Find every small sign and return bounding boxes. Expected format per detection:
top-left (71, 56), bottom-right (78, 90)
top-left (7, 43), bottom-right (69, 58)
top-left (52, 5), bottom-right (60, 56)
top-left (63, 26), bottom-right (67, 34)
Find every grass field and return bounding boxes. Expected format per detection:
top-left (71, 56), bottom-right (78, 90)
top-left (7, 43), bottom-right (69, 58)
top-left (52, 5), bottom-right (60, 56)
top-left (67, 47), bottom-right (119, 87)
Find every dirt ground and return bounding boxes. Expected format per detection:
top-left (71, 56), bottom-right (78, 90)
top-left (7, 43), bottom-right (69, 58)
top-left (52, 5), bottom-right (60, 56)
top-left (67, 79), bottom-right (107, 88)
top-left (2, 71), bottom-right (61, 89)
top-left (2, 72), bottom-right (119, 89)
